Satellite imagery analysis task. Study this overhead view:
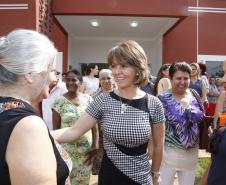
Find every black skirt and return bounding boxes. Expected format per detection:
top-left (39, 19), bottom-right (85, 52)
top-left (98, 152), bottom-right (141, 185)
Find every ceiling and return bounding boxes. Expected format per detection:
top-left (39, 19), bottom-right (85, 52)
top-left (56, 15), bottom-right (179, 40)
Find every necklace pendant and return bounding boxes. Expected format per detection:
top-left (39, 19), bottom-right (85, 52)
top-left (121, 103), bottom-right (127, 114)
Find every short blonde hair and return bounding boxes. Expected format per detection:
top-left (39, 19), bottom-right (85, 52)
top-left (107, 40), bottom-right (149, 86)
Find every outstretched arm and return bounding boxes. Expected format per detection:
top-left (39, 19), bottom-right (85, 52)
top-left (51, 112), bottom-right (97, 143)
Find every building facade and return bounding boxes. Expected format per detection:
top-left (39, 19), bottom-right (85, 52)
top-left (1, 0), bottom-right (226, 72)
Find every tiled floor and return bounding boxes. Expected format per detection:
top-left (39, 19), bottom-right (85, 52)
top-left (89, 149), bottom-right (211, 185)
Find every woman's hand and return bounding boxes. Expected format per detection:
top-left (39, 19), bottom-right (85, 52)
top-left (84, 147), bottom-right (99, 165)
top-left (152, 177), bottom-right (159, 185)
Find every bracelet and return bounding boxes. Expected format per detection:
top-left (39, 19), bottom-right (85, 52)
top-left (151, 170), bottom-right (160, 179)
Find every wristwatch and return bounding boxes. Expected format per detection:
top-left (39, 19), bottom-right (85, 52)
top-left (151, 170), bottom-right (161, 179)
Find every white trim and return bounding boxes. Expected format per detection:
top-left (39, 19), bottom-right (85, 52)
top-left (73, 36), bottom-right (156, 42)
top-left (0, 4), bottom-right (28, 7)
top-left (196, 0), bottom-right (199, 61)
top-left (198, 55), bottom-right (226, 62)
top-left (188, 6), bottom-right (226, 13)
top-left (188, 6), bottom-right (226, 11)
top-left (0, 3), bottom-right (28, 10)
top-left (0, 7), bottom-right (28, 9)
top-left (188, 9), bottom-right (226, 13)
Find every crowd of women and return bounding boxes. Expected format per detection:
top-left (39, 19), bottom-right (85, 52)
top-left (0, 29), bottom-right (226, 185)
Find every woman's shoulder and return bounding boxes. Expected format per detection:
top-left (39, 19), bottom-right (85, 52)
top-left (158, 78), bottom-right (171, 89)
top-left (82, 93), bottom-right (93, 101)
top-left (147, 94), bottom-right (164, 107)
top-left (95, 91), bottom-right (111, 100)
top-left (89, 91), bottom-right (111, 106)
top-left (12, 116), bottom-right (49, 142)
top-left (159, 77), bottom-right (170, 83)
top-left (218, 90), bottom-right (226, 100)
top-left (53, 95), bottom-right (66, 105)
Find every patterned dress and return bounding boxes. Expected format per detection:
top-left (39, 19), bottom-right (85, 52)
top-left (158, 89), bottom-right (204, 150)
top-left (86, 92), bottom-right (165, 185)
top-left (158, 89), bottom-right (204, 173)
top-left (52, 95), bottom-right (93, 185)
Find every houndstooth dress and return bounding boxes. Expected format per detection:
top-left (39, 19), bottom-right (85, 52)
top-left (86, 92), bottom-right (165, 185)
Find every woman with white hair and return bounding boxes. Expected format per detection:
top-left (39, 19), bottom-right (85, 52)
top-left (0, 29), bottom-right (69, 185)
top-left (92, 69), bottom-right (115, 97)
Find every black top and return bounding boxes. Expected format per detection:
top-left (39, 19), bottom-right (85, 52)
top-left (0, 97), bottom-right (69, 185)
top-left (208, 131), bottom-right (226, 185)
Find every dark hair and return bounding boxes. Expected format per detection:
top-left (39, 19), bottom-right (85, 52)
top-left (153, 64), bottom-right (171, 96)
top-left (67, 69), bottom-right (83, 82)
top-left (198, 63), bottom-right (207, 76)
top-left (169, 62), bottom-right (192, 79)
top-left (0, 65), bottom-right (18, 85)
top-left (85, 63), bottom-right (97, 75)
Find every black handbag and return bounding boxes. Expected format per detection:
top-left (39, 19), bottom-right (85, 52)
top-left (190, 88), bottom-right (213, 151)
top-left (209, 126), bottom-right (226, 154)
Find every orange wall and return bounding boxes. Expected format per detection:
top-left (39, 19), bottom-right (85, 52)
top-left (2, 0), bottom-right (225, 66)
top-left (52, 18), bottom-right (68, 72)
top-left (199, 13), bottom-right (226, 55)
top-left (163, 15), bottom-right (197, 64)
top-left (52, 0), bottom-right (188, 16)
top-left (0, 0), bottom-right (36, 35)
top-left (163, 0), bottom-right (226, 64)
top-left (51, 0), bottom-right (187, 68)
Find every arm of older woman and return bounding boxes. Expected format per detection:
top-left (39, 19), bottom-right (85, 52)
top-left (51, 112), bottom-right (97, 144)
top-left (150, 122), bottom-right (165, 184)
top-left (6, 116), bottom-right (57, 185)
top-left (213, 91), bottom-right (226, 129)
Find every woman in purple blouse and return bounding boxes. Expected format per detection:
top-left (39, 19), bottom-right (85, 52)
top-left (158, 62), bottom-right (204, 185)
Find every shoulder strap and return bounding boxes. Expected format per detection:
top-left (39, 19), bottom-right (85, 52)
top-left (189, 88), bottom-right (205, 112)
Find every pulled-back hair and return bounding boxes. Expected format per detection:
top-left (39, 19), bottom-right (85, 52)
top-left (0, 29), bottom-right (57, 84)
top-left (153, 64), bottom-right (171, 96)
top-left (85, 63), bottom-right (97, 76)
top-left (169, 62), bottom-right (192, 79)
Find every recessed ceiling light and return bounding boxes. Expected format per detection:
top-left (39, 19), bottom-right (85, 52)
top-left (130, 21), bottom-right (139, 28)
top-left (90, 20), bottom-right (100, 27)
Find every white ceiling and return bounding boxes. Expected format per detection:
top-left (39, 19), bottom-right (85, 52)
top-left (56, 15), bottom-right (179, 40)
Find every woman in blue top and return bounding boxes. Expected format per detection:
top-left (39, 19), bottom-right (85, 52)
top-left (158, 62), bottom-right (204, 185)
top-left (189, 62), bottom-right (208, 104)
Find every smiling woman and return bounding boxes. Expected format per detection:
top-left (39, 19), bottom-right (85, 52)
top-left (51, 40), bottom-right (165, 185)
top-left (158, 62), bottom-right (205, 185)
top-left (52, 69), bottom-right (98, 185)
